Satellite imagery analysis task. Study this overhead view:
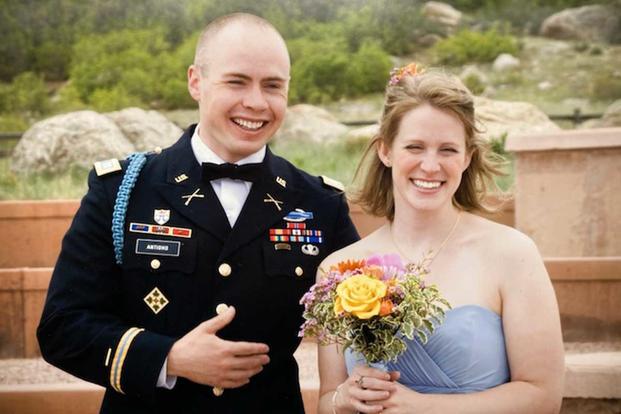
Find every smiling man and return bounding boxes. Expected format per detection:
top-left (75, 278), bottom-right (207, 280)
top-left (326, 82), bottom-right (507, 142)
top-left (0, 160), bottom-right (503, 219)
top-left (37, 13), bottom-right (360, 414)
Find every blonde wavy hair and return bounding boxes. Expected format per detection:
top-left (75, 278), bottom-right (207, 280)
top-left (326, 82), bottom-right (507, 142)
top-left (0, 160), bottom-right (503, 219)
top-left (351, 68), bottom-right (505, 221)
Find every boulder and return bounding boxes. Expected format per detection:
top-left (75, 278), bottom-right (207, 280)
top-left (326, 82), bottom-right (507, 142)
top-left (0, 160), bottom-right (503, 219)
top-left (492, 53), bottom-right (520, 72)
top-left (273, 104), bottom-right (348, 144)
top-left (475, 97), bottom-right (561, 140)
top-left (581, 99), bottom-right (621, 128)
top-left (421, 2), bottom-right (462, 29)
top-left (105, 107), bottom-right (182, 152)
top-left (417, 33), bottom-right (443, 48)
top-left (345, 124), bottom-right (380, 148)
top-left (11, 111), bottom-right (134, 174)
top-left (540, 5), bottom-right (620, 43)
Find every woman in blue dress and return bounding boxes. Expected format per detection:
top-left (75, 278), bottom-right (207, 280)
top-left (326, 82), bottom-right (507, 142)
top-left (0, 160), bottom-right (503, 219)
top-left (316, 65), bottom-right (564, 414)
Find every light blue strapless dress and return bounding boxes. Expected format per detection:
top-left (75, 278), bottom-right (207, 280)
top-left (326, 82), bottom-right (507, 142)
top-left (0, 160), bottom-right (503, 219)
top-left (345, 305), bottom-right (510, 393)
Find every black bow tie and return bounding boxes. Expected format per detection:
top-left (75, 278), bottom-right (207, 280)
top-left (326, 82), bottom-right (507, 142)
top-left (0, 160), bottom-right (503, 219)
top-left (201, 162), bottom-right (263, 183)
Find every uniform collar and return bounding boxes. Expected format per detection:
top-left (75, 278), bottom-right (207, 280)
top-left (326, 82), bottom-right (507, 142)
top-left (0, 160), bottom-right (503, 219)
top-left (190, 124), bottom-right (266, 166)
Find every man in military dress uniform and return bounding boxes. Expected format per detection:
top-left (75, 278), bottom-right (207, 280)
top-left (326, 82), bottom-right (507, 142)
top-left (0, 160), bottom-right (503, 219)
top-left (37, 13), bottom-right (359, 413)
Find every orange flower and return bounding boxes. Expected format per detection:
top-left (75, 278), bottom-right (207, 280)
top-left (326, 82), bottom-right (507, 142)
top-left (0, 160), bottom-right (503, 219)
top-left (379, 299), bottom-right (394, 316)
top-left (362, 265), bottom-right (383, 280)
top-left (331, 259), bottom-right (365, 273)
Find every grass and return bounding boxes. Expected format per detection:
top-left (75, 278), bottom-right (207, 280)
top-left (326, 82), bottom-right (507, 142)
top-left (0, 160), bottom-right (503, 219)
top-left (0, 158), bottom-right (88, 200)
top-left (270, 136), bottom-right (369, 188)
top-left (0, 138), bottom-right (369, 200)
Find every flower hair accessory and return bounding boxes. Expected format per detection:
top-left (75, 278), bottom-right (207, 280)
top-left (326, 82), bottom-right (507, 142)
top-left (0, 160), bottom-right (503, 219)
top-left (388, 62), bottom-right (424, 86)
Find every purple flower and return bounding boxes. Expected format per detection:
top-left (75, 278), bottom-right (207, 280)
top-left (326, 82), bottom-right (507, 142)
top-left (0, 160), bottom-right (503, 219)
top-left (367, 254), bottom-right (405, 271)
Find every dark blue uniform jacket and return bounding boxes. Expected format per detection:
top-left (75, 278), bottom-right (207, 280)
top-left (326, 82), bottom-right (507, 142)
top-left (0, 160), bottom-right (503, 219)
top-left (37, 125), bottom-right (360, 413)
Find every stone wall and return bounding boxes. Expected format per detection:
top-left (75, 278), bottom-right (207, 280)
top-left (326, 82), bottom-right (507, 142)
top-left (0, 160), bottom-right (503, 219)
top-left (506, 128), bottom-right (621, 257)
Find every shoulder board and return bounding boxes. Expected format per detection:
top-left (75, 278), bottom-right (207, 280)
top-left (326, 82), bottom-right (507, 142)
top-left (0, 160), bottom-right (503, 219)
top-left (93, 159), bottom-right (122, 177)
top-left (320, 175), bottom-right (345, 192)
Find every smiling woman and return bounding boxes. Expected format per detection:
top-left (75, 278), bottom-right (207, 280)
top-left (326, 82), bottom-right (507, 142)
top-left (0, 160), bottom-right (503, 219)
top-left (316, 66), bottom-right (565, 414)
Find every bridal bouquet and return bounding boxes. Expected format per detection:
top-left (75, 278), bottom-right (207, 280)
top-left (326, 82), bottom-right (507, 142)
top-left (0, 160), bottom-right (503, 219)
top-left (299, 254), bottom-right (450, 363)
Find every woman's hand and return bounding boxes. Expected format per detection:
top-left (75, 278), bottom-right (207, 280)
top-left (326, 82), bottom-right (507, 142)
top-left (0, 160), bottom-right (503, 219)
top-left (379, 380), bottom-right (430, 414)
top-left (333, 365), bottom-right (397, 414)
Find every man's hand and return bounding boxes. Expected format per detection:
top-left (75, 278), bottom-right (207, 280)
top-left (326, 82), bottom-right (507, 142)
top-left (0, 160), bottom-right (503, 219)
top-left (166, 306), bottom-right (270, 388)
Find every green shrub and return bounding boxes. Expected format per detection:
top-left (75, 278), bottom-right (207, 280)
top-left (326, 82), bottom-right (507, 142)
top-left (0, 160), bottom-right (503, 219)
top-left (89, 87), bottom-right (142, 112)
top-left (288, 35), bottom-right (392, 104)
top-left (52, 82), bottom-right (88, 113)
top-left (0, 114), bottom-right (28, 132)
top-left (160, 78), bottom-right (196, 109)
top-left (0, 72), bottom-right (50, 115)
top-left (33, 41), bottom-right (72, 81)
top-left (346, 41), bottom-right (393, 95)
top-left (70, 29), bottom-right (171, 105)
top-left (489, 133), bottom-right (508, 156)
top-left (463, 74), bottom-right (486, 95)
top-left (433, 28), bottom-right (518, 65)
top-left (290, 49), bottom-right (349, 104)
top-left (589, 46), bottom-right (604, 56)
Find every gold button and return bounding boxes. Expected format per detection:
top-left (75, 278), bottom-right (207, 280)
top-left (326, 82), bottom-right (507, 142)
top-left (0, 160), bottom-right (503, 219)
top-left (295, 266), bottom-right (303, 277)
top-left (150, 259), bottom-right (161, 270)
top-left (218, 263), bottom-right (232, 277)
top-left (213, 386), bottom-right (224, 396)
top-left (215, 303), bottom-right (228, 315)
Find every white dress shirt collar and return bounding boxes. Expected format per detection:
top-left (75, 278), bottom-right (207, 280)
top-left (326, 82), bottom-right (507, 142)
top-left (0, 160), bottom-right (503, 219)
top-left (191, 124), bottom-right (266, 166)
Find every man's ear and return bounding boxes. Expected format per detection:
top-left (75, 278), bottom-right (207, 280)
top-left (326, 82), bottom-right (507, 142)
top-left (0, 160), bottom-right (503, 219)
top-left (377, 138), bottom-right (392, 168)
top-left (187, 65), bottom-right (201, 102)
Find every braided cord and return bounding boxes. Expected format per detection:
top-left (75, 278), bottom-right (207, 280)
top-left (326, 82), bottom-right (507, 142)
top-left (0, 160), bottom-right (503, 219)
top-left (112, 152), bottom-right (147, 264)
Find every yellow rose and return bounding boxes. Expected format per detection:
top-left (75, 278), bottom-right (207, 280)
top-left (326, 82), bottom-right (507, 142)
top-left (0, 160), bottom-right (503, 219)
top-left (334, 274), bottom-right (387, 319)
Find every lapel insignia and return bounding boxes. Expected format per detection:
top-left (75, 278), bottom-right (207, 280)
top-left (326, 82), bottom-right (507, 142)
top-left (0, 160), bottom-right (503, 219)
top-left (174, 174), bottom-right (189, 183)
top-left (182, 188), bottom-right (205, 206)
top-left (153, 209), bottom-right (170, 225)
top-left (129, 222), bottom-right (192, 238)
top-left (263, 193), bottom-right (284, 211)
top-left (94, 159), bottom-right (121, 176)
top-left (302, 244), bottom-right (320, 256)
top-left (283, 208), bottom-right (314, 222)
top-left (276, 176), bottom-right (287, 188)
top-left (274, 243), bottom-right (291, 251)
top-left (143, 287), bottom-right (169, 314)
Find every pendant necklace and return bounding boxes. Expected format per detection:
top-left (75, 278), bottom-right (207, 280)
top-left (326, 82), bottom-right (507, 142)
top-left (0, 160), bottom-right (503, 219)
top-left (390, 211), bottom-right (462, 272)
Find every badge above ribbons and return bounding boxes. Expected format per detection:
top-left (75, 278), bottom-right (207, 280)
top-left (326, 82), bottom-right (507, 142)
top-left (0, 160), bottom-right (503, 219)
top-left (283, 208), bottom-right (313, 223)
top-left (154, 209), bottom-right (170, 225)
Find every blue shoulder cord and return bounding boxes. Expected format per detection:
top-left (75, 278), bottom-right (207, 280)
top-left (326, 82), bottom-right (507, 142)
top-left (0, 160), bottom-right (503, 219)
top-left (112, 152), bottom-right (148, 264)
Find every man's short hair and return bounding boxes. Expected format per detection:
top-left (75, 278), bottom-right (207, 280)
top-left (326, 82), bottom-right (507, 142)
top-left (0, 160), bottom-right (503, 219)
top-left (194, 13), bottom-right (286, 71)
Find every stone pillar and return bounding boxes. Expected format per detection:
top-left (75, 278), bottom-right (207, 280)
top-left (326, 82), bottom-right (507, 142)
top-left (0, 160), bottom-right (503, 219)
top-left (506, 128), bottom-right (621, 257)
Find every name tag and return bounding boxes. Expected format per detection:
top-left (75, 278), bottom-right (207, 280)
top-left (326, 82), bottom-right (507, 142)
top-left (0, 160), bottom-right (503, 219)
top-left (135, 239), bottom-right (181, 257)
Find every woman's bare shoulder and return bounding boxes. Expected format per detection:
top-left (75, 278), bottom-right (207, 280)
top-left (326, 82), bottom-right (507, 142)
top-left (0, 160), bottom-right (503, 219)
top-left (469, 213), bottom-right (538, 254)
top-left (466, 214), bottom-right (544, 282)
